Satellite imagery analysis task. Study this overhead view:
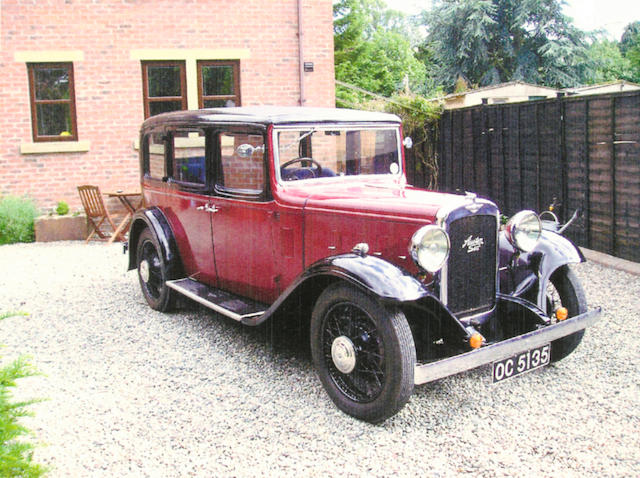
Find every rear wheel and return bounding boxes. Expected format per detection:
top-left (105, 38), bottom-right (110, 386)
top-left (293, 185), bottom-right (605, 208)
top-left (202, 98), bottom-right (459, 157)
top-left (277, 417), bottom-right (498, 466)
top-left (136, 228), bottom-right (174, 311)
top-left (546, 266), bottom-right (587, 362)
top-left (310, 283), bottom-right (416, 423)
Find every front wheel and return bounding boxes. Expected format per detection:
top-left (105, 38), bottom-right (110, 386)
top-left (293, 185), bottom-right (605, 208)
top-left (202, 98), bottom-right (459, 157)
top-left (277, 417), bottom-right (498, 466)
top-left (310, 283), bottom-right (416, 423)
top-left (546, 266), bottom-right (587, 362)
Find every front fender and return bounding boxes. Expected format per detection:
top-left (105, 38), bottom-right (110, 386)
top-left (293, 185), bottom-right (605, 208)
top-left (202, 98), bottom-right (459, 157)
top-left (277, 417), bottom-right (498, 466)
top-left (303, 253), bottom-right (430, 302)
top-left (243, 253), bottom-right (432, 326)
top-left (532, 231), bottom-right (584, 311)
top-left (500, 230), bottom-right (584, 312)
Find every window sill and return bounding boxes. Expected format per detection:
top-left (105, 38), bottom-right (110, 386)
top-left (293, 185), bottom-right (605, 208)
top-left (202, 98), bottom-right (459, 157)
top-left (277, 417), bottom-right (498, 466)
top-left (20, 140), bottom-right (90, 154)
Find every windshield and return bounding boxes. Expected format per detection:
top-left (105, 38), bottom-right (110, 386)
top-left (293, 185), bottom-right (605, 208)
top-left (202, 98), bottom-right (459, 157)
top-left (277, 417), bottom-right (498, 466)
top-left (274, 126), bottom-right (401, 182)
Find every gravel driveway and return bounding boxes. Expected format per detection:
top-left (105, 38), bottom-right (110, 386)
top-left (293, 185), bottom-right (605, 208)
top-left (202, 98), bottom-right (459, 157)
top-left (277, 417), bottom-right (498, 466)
top-left (0, 241), bottom-right (638, 477)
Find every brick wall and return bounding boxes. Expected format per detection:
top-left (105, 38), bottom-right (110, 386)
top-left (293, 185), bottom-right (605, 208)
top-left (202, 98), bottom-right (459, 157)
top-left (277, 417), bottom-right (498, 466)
top-left (0, 0), bottom-right (335, 210)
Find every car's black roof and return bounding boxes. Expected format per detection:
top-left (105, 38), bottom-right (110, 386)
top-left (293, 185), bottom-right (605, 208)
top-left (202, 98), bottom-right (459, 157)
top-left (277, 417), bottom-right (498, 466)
top-left (141, 106), bottom-right (401, 130)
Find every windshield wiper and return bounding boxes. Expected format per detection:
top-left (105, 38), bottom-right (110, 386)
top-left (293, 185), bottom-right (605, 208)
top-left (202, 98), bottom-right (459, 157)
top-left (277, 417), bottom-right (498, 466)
top-left (281, 128), bottom-right (316, 150)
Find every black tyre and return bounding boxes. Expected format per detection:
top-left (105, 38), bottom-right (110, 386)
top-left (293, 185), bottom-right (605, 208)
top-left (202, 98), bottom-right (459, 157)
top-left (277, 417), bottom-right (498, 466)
top-left (136, 228), bottom-right (174, 311)
top-left (546, 266), bottom-right (587, 363)
top-left (310, 283), bottom-right (416, 423)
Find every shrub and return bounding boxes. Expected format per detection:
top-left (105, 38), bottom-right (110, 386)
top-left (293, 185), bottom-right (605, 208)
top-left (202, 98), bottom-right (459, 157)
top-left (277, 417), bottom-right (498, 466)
top-left (55, 201), bottom-right (69, 216)
top-left (0, 196), bottom-right (39, 245)
top-left (0, 312), bottom-right (47, 477)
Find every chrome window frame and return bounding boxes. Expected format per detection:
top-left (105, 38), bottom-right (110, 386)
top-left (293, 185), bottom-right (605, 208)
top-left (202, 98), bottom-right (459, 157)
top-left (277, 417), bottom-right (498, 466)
top-left (271, 123), bottom-right (403, 186)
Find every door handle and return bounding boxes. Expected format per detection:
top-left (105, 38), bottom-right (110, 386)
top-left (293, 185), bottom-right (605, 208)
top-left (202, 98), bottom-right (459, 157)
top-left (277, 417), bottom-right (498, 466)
top-left (196, 203), bottom-right (220, 213)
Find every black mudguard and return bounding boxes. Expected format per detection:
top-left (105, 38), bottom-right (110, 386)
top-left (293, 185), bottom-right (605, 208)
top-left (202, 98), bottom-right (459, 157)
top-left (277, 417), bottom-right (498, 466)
top-left (127, 207), bottom-right (182, 279)
top-left (499, 230), bottom-right (584, 313)
top-left (244, 253), bottom-right (434, 326)
top-left (302, 253), bottom-right (429, 302)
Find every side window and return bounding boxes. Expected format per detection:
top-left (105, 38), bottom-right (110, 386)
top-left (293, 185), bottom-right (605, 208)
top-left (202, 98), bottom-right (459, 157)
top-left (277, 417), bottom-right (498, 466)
top-left (144, 131), bottom-right (167, 180)
top-left (27, 62), bottom-right (78, 142)
top-left (141, 61), bottom-right (187, 118)
top-left (217, 132), bottom-right (265, 194)
top-left (197, 60), bottom-right (241, 108)
top-left (171, 130), bottom-right (206, 186)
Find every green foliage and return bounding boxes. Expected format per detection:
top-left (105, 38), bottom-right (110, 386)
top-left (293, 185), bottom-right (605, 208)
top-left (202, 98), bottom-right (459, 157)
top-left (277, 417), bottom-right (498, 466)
top-left (0, 312), bottom-right (47, 477)
top-left (0, 196), bottom-right (39, 245)
top-left (384, 93), bottom-right (443, 132)
top-left (453, 76), bottom-right (470, 93)
top-left (620, 21), bottom-right (640, 55)
top-left (334, 0), bottom-right (429, 106)
top-left (384, 94), bottom-right (444, 188)
top-left (585, 38), bottom-right (633, 84)
top-left (0, 312), bottom-right (28, 321)
top-left (424, 0), bottom-right (592, 90)
top-left (55, 201), bottom-right (69, 216)
top-left (620, 21), bottom-right (640, 83)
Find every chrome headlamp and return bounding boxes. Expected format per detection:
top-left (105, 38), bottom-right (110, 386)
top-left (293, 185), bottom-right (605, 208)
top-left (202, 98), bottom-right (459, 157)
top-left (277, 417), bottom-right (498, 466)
top-left (505, 210), bottom-right (541, 252)
top-left (410, 225), bottom-right (450, 273)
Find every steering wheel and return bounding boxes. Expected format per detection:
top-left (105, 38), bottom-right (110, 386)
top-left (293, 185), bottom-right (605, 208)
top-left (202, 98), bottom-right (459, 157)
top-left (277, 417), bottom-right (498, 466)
top-left (280, 157), bottom-right (323, 181)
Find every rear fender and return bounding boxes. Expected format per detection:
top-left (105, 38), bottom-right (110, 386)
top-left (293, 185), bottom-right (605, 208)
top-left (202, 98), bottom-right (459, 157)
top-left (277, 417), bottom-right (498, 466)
top-left (127, 208), bottom-right (182, 279)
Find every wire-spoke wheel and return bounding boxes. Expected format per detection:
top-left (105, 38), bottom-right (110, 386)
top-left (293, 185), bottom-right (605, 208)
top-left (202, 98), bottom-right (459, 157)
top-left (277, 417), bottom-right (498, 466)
top-left (136, 228), bottom-right (174, 311)
top-left (311, 283), bottom-right (415, 423)
top-left (546, 266), bottom-right (587, 362)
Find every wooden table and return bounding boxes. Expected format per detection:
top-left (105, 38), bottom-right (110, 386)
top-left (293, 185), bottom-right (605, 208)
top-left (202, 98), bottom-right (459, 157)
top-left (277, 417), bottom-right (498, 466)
top-left (105, 191), bottom-right (142, 243)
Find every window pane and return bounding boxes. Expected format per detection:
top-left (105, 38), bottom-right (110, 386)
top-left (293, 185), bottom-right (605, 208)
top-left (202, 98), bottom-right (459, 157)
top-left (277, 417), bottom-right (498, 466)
top-left (201, 65), bottom-right (234, 96)
top-left (34, 67), bottom-right (70, 100)
top-left (173, 130), bottom-right (206, 184)
top-left (203, 99), bottom-right (236, 108)
top-left (147, 133), bottom-right (166, 179)
top-left (36, 103), bottom-right (72, 136)
top-left (276, 128), bottom-right (399, 180)
top-left (149, 100), bottom-right (183, 116)
top-left (219, 132), bottom-right (264, 191)
top-left (148, 65), bottom-right (182, 97)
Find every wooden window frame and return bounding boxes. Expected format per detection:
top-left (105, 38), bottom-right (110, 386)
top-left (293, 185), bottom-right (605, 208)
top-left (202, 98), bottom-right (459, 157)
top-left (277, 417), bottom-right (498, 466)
top-left (141, 60), bottom-right (187, 118)
top-left (197, 60), bottom-right (241, 109)
top-left (27, 62), bottom-right (78, 142)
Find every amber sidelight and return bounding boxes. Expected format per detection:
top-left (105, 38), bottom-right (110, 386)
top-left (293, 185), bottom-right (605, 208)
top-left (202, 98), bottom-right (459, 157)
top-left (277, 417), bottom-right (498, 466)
top-left (555, 307), bottom-right (569, 321)
top-left (469, 333), bottom-right (484, 349)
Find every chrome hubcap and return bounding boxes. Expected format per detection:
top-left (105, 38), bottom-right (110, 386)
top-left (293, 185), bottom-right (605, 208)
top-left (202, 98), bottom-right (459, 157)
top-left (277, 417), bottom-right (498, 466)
top-left (139, 259), bottom-right (150, 283)
top-left (331, 336), bottom-right (356, 374)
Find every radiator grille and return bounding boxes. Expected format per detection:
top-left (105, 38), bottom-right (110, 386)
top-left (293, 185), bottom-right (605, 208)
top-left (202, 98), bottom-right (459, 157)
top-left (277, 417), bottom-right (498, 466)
top-left (445, 214), bottom-right (498, 317)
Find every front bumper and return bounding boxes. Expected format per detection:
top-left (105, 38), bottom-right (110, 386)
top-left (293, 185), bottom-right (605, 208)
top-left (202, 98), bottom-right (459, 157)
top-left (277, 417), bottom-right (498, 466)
top-left (414, 307), bottom-right (601, 385)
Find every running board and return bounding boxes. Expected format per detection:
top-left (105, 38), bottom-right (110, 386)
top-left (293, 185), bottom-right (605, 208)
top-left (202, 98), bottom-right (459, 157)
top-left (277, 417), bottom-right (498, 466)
top-left (166, 278), bottom-right (266, 321)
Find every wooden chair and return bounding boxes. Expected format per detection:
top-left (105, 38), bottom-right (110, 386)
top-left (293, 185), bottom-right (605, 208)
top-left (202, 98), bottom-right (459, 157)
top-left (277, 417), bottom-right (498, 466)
top-left (77, 185), bottom-right (126, 243)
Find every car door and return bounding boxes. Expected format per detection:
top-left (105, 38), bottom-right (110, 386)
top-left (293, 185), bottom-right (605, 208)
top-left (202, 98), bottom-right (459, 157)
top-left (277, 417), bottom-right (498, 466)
top-left (209, 129), bottom-right (277, 304)
top-left (163, 127), bottom-right (218, 285)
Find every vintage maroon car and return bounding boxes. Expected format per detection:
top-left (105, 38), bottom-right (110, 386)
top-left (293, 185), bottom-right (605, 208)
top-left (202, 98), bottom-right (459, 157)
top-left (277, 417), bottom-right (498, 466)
top-left (127, 107), bottom-right (600, 422)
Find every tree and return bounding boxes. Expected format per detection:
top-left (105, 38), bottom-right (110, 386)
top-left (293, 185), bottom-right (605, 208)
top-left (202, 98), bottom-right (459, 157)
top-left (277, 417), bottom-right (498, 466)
top-left (585, 38), bottom-right (633, 84)
top-left (620, 21), bottom-right (640, 83)
top-left (334, 0), bottom-right (428, 106)
top-left (424, 0), bottom-right (591, 90)
top-left (620, 21), bottom-right (640, 55)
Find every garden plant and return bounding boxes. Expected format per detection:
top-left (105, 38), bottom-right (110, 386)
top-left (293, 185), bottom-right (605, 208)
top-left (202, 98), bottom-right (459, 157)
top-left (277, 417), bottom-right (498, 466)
top-left (0, 311), bottom-right (46, 477)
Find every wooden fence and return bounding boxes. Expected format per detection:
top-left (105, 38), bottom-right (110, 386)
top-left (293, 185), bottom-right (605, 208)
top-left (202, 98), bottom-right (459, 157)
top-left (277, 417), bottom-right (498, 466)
top-left (424, 90), bottom-right (640, 263)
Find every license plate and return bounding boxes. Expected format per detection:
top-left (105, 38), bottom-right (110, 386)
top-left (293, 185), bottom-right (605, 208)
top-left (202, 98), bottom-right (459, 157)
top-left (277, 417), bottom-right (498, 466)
top-left (492, 344), bottom-right (551, 383)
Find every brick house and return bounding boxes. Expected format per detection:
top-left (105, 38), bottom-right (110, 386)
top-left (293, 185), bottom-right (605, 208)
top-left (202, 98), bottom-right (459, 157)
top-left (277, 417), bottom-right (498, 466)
top-left (0, 0), bottom-right (335, 210)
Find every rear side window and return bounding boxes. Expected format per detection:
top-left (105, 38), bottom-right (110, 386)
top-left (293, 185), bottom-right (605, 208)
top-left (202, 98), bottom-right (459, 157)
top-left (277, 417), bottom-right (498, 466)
top-left (172, 129), bottom-right (206, 186)
top-left (145, 131), bottom-right (166, 180)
